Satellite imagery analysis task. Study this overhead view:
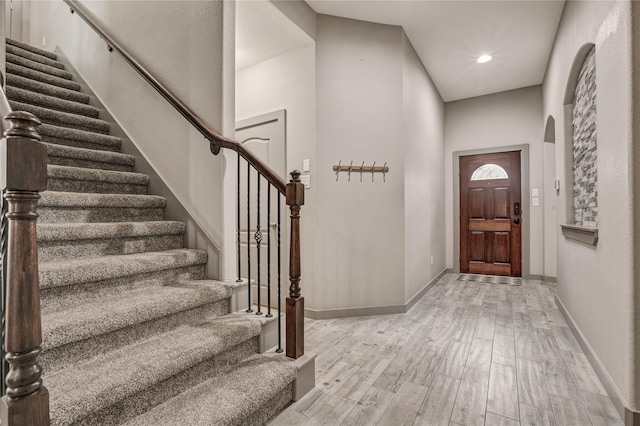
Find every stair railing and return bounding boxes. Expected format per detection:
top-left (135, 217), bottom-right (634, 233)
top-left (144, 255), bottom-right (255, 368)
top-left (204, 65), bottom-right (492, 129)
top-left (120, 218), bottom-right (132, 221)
top-left (64, 0), bottom-right (306, 359)
top-left (0, 70), bottom-right (51, 422)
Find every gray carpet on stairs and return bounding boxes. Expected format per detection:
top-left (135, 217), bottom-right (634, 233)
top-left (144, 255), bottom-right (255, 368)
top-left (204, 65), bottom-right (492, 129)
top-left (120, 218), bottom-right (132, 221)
top-left (4, 38), bottom-right (297, 425)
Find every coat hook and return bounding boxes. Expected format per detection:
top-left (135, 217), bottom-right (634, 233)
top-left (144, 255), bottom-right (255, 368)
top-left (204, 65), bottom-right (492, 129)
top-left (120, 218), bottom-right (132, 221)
top-left (348, 161), bottom-right (353, 182)
top-left (371, 162), bottom-right (376, 182)
top-left (360, 161), bottom-right (365, 182)
top-left (336, 160), bottom-right (341, 181)
top-left (383, 162), bottom-right (387, 182)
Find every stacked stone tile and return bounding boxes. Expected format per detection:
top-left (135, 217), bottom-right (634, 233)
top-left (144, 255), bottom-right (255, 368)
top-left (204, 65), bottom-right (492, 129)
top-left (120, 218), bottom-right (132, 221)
top-left (4, 38), bottom-right (296, 425)
top-left (572, 47), bottom-right (597, 227)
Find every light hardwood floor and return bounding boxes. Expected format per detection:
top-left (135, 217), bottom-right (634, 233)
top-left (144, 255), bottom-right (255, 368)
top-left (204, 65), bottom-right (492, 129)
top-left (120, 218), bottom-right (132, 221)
top-left (270, 273), bottom-right (623, 426)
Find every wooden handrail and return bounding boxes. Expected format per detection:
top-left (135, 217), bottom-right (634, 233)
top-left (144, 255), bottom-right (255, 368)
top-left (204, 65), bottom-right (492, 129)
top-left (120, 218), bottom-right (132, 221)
top-left (63, 0), bottom-right (286, 195)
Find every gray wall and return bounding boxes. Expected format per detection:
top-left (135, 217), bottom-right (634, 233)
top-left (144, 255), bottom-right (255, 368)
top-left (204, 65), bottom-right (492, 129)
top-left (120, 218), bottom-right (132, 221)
top-left (401, 32), bottom-right (446, 303)
top-left (314, 15), bottom-right (445, 314)
top-left (23, 0), bottom-right (231, 278)
top-left (542, 0), bottom-right (636, 412)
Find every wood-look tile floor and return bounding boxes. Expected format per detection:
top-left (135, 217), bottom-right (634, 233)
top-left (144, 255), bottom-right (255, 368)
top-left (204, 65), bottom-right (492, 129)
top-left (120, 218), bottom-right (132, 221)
top-left (270, 274), bottom-right (624, 426)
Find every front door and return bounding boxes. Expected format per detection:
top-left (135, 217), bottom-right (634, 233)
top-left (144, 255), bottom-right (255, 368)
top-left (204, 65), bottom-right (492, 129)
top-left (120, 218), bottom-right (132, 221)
top-left (460, 151), bottom-right (522, 277)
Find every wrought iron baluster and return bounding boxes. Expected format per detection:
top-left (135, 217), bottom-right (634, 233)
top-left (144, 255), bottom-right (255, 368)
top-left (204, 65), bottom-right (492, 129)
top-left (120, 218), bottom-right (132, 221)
top-left (236, 154), bottom-right (241, 283)
top-left (276, 193), bottom-right (283, 353)
top-left (266, 184), bottom-right (272, 318)
top-left (246, 162), bottom-right (252, 313)
top-left (255, 172), bottom-right (263, 315)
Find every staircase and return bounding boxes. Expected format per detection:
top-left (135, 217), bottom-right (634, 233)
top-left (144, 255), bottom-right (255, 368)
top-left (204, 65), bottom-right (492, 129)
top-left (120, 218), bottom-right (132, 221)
top-left (3, 38), bottom-right (300, 425)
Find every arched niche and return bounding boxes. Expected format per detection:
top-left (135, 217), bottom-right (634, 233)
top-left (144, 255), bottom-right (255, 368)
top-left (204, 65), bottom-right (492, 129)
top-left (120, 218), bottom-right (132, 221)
top-left (560, 42), bottom-right (599, 244)
top-left (544, 115), bottom-right (555, 143)
top-left (563, 43), bottom-right (596, 106)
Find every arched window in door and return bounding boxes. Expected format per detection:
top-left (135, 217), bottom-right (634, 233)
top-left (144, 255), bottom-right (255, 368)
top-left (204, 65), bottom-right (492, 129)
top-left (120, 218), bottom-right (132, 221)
top-left (470, 164), bottom-right (508, 181)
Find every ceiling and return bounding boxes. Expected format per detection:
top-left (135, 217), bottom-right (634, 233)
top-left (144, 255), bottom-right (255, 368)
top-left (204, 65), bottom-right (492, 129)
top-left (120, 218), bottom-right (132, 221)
top-left (237, 0), bottom-right (565, 102)
top-left (236, 0), bottom-right (313, 71)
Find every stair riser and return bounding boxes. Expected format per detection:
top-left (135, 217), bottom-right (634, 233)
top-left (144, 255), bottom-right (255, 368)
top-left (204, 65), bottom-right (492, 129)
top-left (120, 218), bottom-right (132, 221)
top-left (7, 63), bottom-right (81, 91)
top-left (41, 118), bottom-right (109, 134)
top-left (6, 86), bottom-right (99, 118)
top-left (56, 339), bottom-right (258, 426)
top-left (38, 206), bottom-right (164, 223)
top-left (47, 178), bottom-right (148, 195)
top-left (42, 300), bottom-right (230, 374)
top-left (47, 154), bottom-right (134, 172)
top-left (6, 74), bottom-right (89, 104)
top-left (246, 384), bottom-right (295, 426)
top-left (41, 265), bottom-right (206, 312)
top-left (42, 134), bottom-right (122, 152)
top-left (6, 44), bottom-right (65, 69)
top-left (39, 234), bottom-right (183, 262)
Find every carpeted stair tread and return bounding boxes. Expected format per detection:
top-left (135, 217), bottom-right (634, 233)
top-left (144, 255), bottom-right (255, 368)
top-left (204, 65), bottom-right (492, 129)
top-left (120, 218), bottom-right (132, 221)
top-left (10, 100), bottom-right (110, 133)
top-left (38, 191), bottom-right (166, 223)
top-left (6, 62), bottom-right (80, 91)
top-left (39, 191), bottom-right (165, 209)
top-left (7, 74), bottom-right (89, 104)
top-left (125, 355), bottom-right (297, 426)
top-left (47, 316), bottom-right (262, 426)
top-left (39, 123), bottom-right (122, 152)
top-left (47, 164), bottom-right (149, 194)
top-left (7, 38), bottom-right (58, 60)
top-left (44, 142), bottom-right (135, 171)
top-left (39, 221), bottom-right (184, 242)
top-left (42, 282), bottom-right (232, 349)
top-left (39, 248), bottom-right (207, 290)
top-left (38, 221), bottom-right (185, 262)
top-left (6, 43), bottom-right (65, 69)
top-left (6, 85), bottom-right (99, 118)
top-left (7, 52), bottom-right (74, 80)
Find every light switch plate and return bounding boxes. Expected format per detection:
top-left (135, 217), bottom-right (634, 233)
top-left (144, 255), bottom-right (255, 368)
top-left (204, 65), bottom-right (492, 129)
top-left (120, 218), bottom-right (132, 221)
top-left (301, 175), bottom-right (310, 189)
top-left (532, 197), bottom-right (539, 207)
top-left (302, 159), bottom-right (310, 172)
top-left (532, 188), bottom-right (539, 197)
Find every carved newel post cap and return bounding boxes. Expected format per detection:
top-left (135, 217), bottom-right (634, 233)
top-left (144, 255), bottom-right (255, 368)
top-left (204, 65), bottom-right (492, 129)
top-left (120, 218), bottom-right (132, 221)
top-left (290, 170), bottom-right (302, 183)
top-left (4, 111), bottom-right (42, 141)
top-left (286, 170), bottom-right (304, 207)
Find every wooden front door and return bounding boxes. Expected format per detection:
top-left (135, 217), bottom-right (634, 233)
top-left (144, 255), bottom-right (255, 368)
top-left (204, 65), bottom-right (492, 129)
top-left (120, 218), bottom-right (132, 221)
top-left (460, 151), bottom-right (522, 277)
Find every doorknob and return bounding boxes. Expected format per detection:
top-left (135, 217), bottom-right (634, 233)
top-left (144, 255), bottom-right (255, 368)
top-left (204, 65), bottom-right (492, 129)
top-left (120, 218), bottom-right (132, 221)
top-left (514, 202), bottom-right (520, 216)
top-left (514, 218), bottom-right (520, 225)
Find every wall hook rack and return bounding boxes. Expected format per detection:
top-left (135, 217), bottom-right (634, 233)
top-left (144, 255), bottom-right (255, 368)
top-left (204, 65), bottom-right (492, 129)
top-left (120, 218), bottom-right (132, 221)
top-left (333, 161), bottom-right (389, 182)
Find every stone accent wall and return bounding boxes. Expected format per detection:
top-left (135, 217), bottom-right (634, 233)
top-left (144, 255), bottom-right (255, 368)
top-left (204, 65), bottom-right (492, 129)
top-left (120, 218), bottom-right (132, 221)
top-left (572, 47), bottom-right (597, 227)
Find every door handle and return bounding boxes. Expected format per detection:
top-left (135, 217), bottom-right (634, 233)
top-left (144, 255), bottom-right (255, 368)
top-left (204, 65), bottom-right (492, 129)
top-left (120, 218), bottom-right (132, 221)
top-left (514, 202), bottom-right (520, 216)
top-left (514, 218), bottom-right (520, 225)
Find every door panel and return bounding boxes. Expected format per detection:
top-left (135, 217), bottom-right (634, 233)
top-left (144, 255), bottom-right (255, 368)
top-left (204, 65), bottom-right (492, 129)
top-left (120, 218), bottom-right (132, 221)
top-left (494, 188), bottom-right (509, 219)
top-left (235, 110), bottom-right (287, 309)
top-left (460, 151), bottom-right (522, 277)
top-left (470, 189), bottom-right (484, 218)
top-left (494, 232), bottom-right (510, 263)
top-left (470, 232), bottom-right (485, 261)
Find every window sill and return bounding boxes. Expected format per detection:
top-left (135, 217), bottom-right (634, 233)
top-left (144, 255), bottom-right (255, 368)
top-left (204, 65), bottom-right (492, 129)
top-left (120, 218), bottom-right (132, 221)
top-left (560, 224), bottom-right (598, 246)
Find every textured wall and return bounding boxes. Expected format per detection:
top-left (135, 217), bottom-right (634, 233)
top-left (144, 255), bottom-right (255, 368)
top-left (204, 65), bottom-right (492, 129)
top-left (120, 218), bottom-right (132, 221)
top-left (572, 47), bottom-right (598, 227)
top-left (542, 0), bottom-right (634, 411)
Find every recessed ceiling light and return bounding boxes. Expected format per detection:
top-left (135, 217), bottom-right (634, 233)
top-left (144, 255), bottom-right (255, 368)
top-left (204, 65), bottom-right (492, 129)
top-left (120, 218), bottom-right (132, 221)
top-left (477, 55), bottom-right (492, 64)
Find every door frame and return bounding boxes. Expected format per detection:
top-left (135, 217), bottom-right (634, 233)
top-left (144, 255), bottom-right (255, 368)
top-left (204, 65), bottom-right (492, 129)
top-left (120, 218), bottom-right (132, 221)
top-left (453, 144), bottom-right (531, 277)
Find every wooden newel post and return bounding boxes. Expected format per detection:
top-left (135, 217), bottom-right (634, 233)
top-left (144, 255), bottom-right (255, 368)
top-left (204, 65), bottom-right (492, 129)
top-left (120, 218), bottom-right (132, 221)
top-left (0, 111), bottom-right (50, 425)
top-left (285, 170), bottom-right (304, 359)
